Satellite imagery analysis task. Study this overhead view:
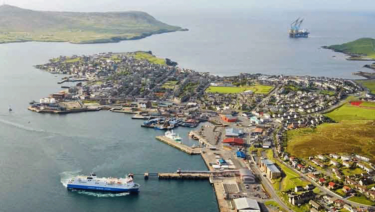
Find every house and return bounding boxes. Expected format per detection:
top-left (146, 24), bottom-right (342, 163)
top-left (309, 200), bottom-right (322, 210)
top-left (262, 141), bottom-right (272, 149)
top-left (341, 155), bottom-right (351, 161)
top-left (312, 159), bottom-right (325, 168)
top-left (305, 184), bottom-right (315, 191)
top-left (330, 154), bottom-right (340, 159)
top-left (334, 199), bottom-right (345, 209)
top-left (328, 182), bottom-right (336, 190)
top-left (223, 138), bottom-right (244, 146)
top-left (323, 195), bottom-right (336, 205)
top-left (289, 191), bottom-right (315, 205)
top-left (295, 186), bottom-right (304, 192)
top-left (344, 204), bottom-right (355, 212)
top-left (330, 160), bottom-right (340, 167)
top-left (317, 155), bottom-right (327, 161)
top-left (253, 128), bottom-right (264, 135)
top-left (356, 155), bottom-right (370, 162)
top-left (233, 198), bottom-right (261, 212)
top-left (307, 173), bottom-right (318, 181)
top-left (342, 186), bottom-right (352, 194)
top-left (319, 178), bottom-right (326, 185)
top-left (343, 161), bottom-right (352, 168)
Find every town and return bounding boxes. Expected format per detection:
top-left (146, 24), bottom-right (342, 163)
top-left (29, 51), bottom-right (375, 212)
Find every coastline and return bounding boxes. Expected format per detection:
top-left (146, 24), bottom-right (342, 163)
top-left (0, 28), bottom-right (188, 45)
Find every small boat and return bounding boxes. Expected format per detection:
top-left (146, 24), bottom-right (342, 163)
top-left (165, 130), bottom-right (182, 143)
top-left (8, 106), bottom-right (12, 112)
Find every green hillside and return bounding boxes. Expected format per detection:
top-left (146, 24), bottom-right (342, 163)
top-left (326, 38), bottom-right (375, 59)
top-left (0, 5), bottom-right (184, 44)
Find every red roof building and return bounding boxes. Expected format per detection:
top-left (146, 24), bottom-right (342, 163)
top-left (328, 182), bottom-right (336, 190)
top-left (223, 138), bottom-right (244, 146)
top-left (220, 115), bottom-right (237, 122)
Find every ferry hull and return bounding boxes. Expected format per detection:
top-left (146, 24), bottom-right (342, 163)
top-left (67, 184), bottom-right (140, 193)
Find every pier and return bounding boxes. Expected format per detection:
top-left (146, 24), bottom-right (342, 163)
top-left (155, 136), bottom-right (201, 155)
top-left (189, 131), bottom-right (214, 147)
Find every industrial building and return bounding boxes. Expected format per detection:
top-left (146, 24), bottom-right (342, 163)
top-left (233, 198), bottom-right (261, 212)
top-left (225, 128), bottom-right (244, 137)
top-left (239, 169), bottom-right (256, 184)
top-left (260, 159), bottom-right (281, 179)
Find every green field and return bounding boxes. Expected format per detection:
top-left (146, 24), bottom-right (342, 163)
top-left (0, 5), bottom-right (182, 44)
top-left (206, 85), bottom-right (273, 94)
top-left (287, 120), bottom-right (375, 162)
top-left (348, 195), bottom-right (375, 206)
top-left (357, 80), bottom-right (375, 94)
top-left (327, 38), bottom-right (375, 59)
top-left (326, 103), bottom-right (375, 122)
top-left (162, 81), bottom-right (178, 89)
top-left (133, 52), bottom-right (166, 65)
top-left (266, 150), bottom-right (309, 191)
top-left (264, 201), bottom-right (287, 212)
top-left (342, 168), bottom-right (366, 176)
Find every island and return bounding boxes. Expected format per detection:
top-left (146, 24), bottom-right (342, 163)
top-left (28, 51), bottom-right (375, 211)
top-left (323, 38), bottom-right (375, 79)
top-left (0, 4), bottom-right (185, 44)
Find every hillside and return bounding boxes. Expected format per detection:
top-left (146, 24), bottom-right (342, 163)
top-left (324, 38), bottom-right (375, 60)
top-left (0, 5), bottom-right (184, 44)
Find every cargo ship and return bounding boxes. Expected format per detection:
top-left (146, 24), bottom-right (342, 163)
top-left (67, 173), bottom-right (140, 193)
top-left (289, 18), bottom-right (309, 38)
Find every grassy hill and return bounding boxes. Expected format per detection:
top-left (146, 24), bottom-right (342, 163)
top-left (0, 5), bottom-right (184, 44)
top-left (325, 38), bottom-right (375, 60)
top-left (287, 101), bottom-right (375, 162)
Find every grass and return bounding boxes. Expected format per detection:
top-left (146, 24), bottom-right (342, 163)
top-left (348, 195), bottom-right (375, 206)
top-left (162, 81), bottom-right (178, 89)
top-left (327, 38), bottom-right (375, 59)
top-left (286, 120), bottom-right (375, 162)
top-left (361, 102), bottom-right (375, 107)
top-left (265, 150), bottom-right (309, 191)
top-left (342, 168), bottom-right (366, 176)
top-left (325, 103), bottom-right (375, 122)
top-left (320, 90), bottom-right (336, 96)
top-left (335, 189), bottom-right (346, 197)
top-left (356, 80), bottom-right (375, 94)
top-left (133, 52), bottom-right (166, 65)
top-left (0, 5), bottom-right (182, 44)
top-left (264, 201), bottom-right (287, 212)
top-left (206, 85), bottom-right (274, 94)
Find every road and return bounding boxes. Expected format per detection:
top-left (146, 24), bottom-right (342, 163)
top-left (254, 85), bottom-right (281, 111)
top-left (247, 156), bottom-right (293, 212)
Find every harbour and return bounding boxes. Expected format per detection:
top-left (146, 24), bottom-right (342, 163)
top-left (1, 7), bottom-right (375, 212)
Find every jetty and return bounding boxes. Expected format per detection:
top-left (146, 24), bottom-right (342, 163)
top-left (155, 136), bottom-right (201, 155)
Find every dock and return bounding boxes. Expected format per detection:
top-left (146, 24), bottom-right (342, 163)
top-left (155, 136), bottom-right (201, 155)
top-left (189, 131), bottom-right (213, 147)
top-left (158, 172), bottom-right (210, 180)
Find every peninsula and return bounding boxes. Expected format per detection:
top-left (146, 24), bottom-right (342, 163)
top-left (0, 5), bottom-right (185, 44)
top-left (323, 38), bottom-right (375, 79)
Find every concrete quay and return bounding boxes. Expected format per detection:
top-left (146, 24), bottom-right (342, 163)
top-left (155, 136), bottom-right (201, 155)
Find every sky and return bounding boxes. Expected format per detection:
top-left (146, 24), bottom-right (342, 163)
top-left (2, 0), bottom-right (375, 14)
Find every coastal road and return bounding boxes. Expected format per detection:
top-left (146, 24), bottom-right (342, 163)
top-left (273, 154), bottom-right (372, 208)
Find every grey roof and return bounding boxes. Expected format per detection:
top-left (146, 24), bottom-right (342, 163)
top-left (261, 159), bottom-right (274, 166)
top-left (225, 128), bottom-right (243, 137)
top-left (267, 164), bottom-right (281, 173)
top-left (233, 198), bottom-right (260, 211)
top-left (239, 168), bottom-right (255, 177)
